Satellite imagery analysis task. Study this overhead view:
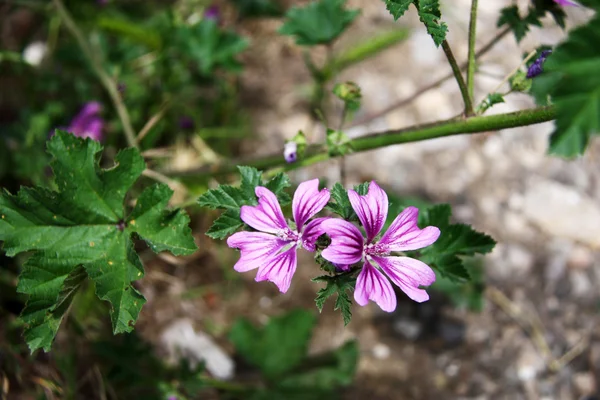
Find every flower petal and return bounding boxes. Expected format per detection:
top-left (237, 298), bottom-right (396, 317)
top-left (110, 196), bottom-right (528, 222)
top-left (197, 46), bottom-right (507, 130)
top-left (372, 255), bottom-right (435, 303)
top-left (240, 186), bottom-right (289, 234)
top-left (292, 179), bottom-right (330, 229)
top-left (321, 219), bottom-right (364, 265)
top-left (379, 206), bottom-right (440, 252)
top-left (301, 217), bottom-right (328, 252)
top-left (255, 247), bottom-right (298, 293)
top-left (348, 181), bottom-right (388, 242)
top-left (227, 232), bottom-right (288, 272)
top-left (354, 260), bottom-right (396, 312)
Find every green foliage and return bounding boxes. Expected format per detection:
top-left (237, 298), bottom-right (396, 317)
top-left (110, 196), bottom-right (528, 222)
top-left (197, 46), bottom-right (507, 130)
top-left (498, 1), bottom-right (569, 43)
top-left (326, 183), bottom-right (354, 221)
top-left (326, 129), bottom-right (353, 156)
top-left (431, 257), bottom-right (485, 312)
top-left (510, 70), bottom-right (532, 93)
top-left (279, 0), bottom-right (360, 46)
top-left (383, 0), bottom-right (447, 46)
top-left (229, 310), bottom-right (316, 380)
top-left (477, 93), bottom-right (505, 114)
top-left (0, 131), bottom-right (197, 352)
top-left (384, 0), bottom-right (412, 20)
top-left (230, 310), bottom-right (358, 398)
top-left (313, 274), bottom-right (354, 325)
top-left (333, 82), bottom-right (362, 112)
top-left (416, 0), bottom-right (448, 47)
top-left (198, 167), bottom-right (291, 239)
top-left (497, 5), bottom-right (541, 43)
top-left (175, 19), bottom-right (249, 76)
top-left (414, 204), bottom-right (496, 282)
top-left (231, 0), bottom-right (284, 18)
top-left (531, 8), bottom-right (600, 157)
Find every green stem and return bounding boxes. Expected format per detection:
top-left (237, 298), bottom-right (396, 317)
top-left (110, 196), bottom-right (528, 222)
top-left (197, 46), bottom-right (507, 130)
top-left (467, 0), bottom-right (479, 101)
top-left (53, 0), bottom-right (138, 148)
top-left (169, 106), bottom-right (556, 179)
top-left (441, 40), bottom-right (474, 116)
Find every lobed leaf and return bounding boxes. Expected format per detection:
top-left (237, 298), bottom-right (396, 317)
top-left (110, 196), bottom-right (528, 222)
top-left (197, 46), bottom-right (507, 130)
top-left (0, 131), bottom-right (197, 352)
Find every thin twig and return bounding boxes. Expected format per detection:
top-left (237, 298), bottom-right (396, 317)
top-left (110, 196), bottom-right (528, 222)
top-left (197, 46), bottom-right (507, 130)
top-left (467, 0), bottom-right (479, 101)
top-left (442, 40), bottom-right (474, 116)
top-left (142, 169), bottom-right (187, 194)
top-left (351, 27), bottom-right (511, 127)
top-left (137, 101), bottom-right (170, 142)
top-left (53, 0), bottom-right (138, 148)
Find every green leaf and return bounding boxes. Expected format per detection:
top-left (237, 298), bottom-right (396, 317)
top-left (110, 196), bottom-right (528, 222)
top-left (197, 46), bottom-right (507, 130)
top-left (279, 0), bottom-right (360, 46)
top-left (175, 19), bottom-right (248, 76)
top-left (416, 0), bottom-right (448, 47)
top-left (333, 82), bottom-right (362, 112)
top-left (530, 12), bottom-right (600, 157)
top-left (312, 274), bottom-right (354, 325)
top-left (229, 310), bottom-right (317, 380)
top-left (497, 5), bottom-right (542, 43)
top-left (415, 204), bottom-right (496, 282)
top-left (278, 340), bottom-right (358, 391)
top-left (199, 168), bottom-right (298, 239)
top-left (231, 0), bottom-right (284, 18)
top-left (477, 93), bottom-right (505, 114)
top-left (205, 209), bottom-right (243, 240)
top-left (326, 183), bottom-right (353, 220)
top-left (353, 182), bottom-right (369, 195)
top-left (384, 0), bottom-right (412, 20)
top-left (265, 172), bottom-right (292, 206)
top-left (0, 131), bottom-right (197, 352)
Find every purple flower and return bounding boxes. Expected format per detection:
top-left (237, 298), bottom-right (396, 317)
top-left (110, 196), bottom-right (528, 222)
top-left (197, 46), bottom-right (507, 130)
top-left (178, 116), bottom-right (195, 131)
top-left (527, 50), bottom-right (552, 79)
top-left (67, 102), bottom-right (104, 141)
top-left (227, 179), bottom-right (330, 292)
top-left (284, 142), bottom-right (298, 163)
top-left (321, 182), bottom-right (440, 312)
top-left (204, 5), bottom-right (220, 21)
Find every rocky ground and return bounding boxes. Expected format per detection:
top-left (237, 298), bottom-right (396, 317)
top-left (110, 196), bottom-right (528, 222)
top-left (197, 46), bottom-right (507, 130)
top-left (137, 1), bottom-right (600, 399)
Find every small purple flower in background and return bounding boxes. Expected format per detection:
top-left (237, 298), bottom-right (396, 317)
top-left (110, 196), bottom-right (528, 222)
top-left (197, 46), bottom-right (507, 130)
top-left (67, 102), bottom-right (104, 141)
top-left (227, 179), bottom-right (330, 292)
top-left (284, 142), bottom-right (298, 163)
top-left (178, 116), bottom-right (195, 131)
top-left (204, 5), bottom-right (220, 21)
top-left (527, 50), bottom-right (552, 79)
top-left (321, 181), bottom-right (440, 312)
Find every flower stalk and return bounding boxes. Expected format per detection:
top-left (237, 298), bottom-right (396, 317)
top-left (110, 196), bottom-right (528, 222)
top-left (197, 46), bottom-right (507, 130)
top-left (441, 40), bottom-right (474, 116)
top-left (467, 0), bottom-right (479, 101)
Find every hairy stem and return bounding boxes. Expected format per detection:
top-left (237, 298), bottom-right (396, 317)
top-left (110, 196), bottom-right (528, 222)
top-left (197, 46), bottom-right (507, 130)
top-left (441, 40), bottom-right (474, 116)
top-left (168, 106), bottom-right (556, 179)
top-left (53, 0), bottom-right (138, 148)
top-left (467, 0), bottom-right (479, 101)
top-left (352, 27), bottom-right (510, 126)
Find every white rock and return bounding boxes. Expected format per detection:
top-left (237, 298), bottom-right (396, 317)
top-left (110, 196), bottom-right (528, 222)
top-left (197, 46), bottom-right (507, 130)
top-left (161, 319), bottom-right (234, 380)
top-left (522, 179), bottom-right (600, 247)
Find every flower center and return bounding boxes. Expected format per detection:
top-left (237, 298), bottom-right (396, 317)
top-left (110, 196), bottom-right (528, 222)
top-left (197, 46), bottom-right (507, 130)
top-left (277, 228), bottom-right (300, 243)
top-left (364, 242), bottom-right (389, 257)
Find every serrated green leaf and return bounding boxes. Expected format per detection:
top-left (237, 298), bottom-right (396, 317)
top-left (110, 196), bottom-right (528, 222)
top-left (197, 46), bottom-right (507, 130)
top-left (175, 19), bottom-right (248, 76)
top-left (497, 5), bottom-right (542, 43)
top-left (279, 0), bottom-right (360, 46)
top-left (238, 165), bottom-right (263, 202)
top-left (416, 0), bottom-right (447, 47)
top-left (415, 204), bottom-right (495, 282)
top-left (530, 12), bottom-right (600, 157)
top-left (197, 185), bottom-right (246, 210)
top-left (265, 172), bottom-right (292, 206)
top-left (229, 310), bottom-right (316, 380)
top-left (312, 274), bottom-right (354, 325)
top-left (384, 0), bottom-right (412, 20)
top-left (0, 131), bottom-right (197, 352)
top-left (326, 183), bottom-right (353, 220)
top-left (205, 209), bottom-right (243, 240)
top-left (353, 182), bottom-right (369, 196)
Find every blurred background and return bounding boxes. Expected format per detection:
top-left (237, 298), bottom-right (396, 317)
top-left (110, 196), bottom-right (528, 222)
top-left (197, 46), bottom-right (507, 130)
top-left (1, 0), bottom-right (600, 399)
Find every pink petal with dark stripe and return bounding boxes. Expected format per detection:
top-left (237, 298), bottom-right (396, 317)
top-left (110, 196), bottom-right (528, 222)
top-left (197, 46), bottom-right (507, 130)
top-left (354, 260), bottom-right (396, 312)
top-left (292, 179), bottom-right (330, 230)
top-left (240, 186), bottom-right (289, 234)
top-left (255, 246), bottom-right (298, 293)
top-left (348, 181), bottom-right (388, 242)
top-left (321, 219), bottom-right (364, 265)
top-left (379, 206), bottom-right (440, 251)
top-left (372, 255), bottom-right (435, 303)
